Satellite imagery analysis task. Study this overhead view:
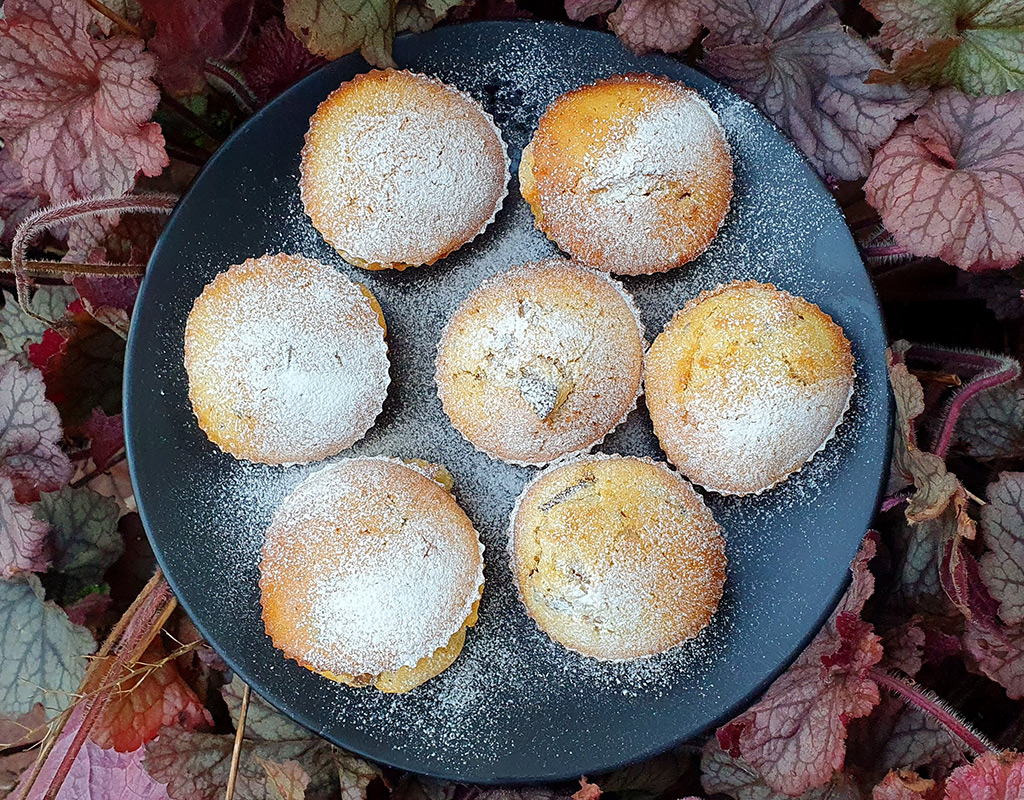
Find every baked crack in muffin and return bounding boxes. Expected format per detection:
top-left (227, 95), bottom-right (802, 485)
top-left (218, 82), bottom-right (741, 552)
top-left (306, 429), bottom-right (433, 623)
top-left (644, 281), bottom-right (856, 495)
top-left (509, 454), bottom-right (726, 660)
top-left (184, 253), bottom-right (390, 465)
top-left (260, 458), bottom-right (485, 693)
top-left (301, 69), bottom-right (510, 270)
top-left (435, 258), bottom-right (645, 465)
top-left (519, 73), bottom-right (733, 275)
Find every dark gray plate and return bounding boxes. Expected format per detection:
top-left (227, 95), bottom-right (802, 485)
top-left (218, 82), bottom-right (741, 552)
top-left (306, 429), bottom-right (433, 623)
top-left (124, 20), bottom-right (891, 784)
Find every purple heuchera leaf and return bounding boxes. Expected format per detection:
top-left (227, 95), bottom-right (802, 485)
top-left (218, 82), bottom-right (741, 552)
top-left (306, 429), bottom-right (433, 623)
top-left (944, 752), bottom-right (1024, 800)
top-left (0, 360), bottom-right (72, 503)
top-left (0, 0), bottom-right (168, 214)
top-left (714, 535), bottom-right (883, 796)
top-left (865, 89), bottom-right (1024, 271)
top-left (565, 0), bottom-right (617, 20)
top-left (81, 407), bottom-right (125, 472)
top-left (240, 16), bottom-right (326, 106)
top-left (17, 708), bottom-right (169, 800)
top-left (607, 0), bottom-right (703, 55)
top-left (954, 379), bottom-right (1024, 460)
top-left (701, 740), bottom-right (862, 800)
top-left (978, 472), bottom-right (1024, 625)
top-left (699, 0), bottom-right (926, 180)
top-left (0, 474), bottom-right (51, 579)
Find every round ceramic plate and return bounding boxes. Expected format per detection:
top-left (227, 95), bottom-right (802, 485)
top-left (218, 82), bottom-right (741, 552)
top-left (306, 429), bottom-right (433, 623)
top-left (124, 20), bottom-right (892, 784)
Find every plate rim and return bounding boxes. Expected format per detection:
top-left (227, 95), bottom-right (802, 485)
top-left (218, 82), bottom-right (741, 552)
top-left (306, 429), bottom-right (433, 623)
top-left (124, 17), bottom-right (894, 784)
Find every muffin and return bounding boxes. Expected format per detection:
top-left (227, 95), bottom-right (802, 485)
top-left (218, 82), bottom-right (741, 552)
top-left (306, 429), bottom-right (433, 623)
top-left (300, 69), bottom-right (510, 271)
top-left (435, 259), bottom-right (645, 465)
top-left (519, 73), bottom-right (733, 275)
top-left (509, 455), bottom-right (726, 660)
top-left (644, 281), bottom-right (856, 495)
top-left (259, 458), bottom-right (485, 693)
top-left (184, 253), bottom-right (389, 465)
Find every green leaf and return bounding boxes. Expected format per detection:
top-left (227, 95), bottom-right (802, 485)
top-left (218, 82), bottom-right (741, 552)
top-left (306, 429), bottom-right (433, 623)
top-left (954, 379), bottom-right (1024, 459)
top-left (866, 0), bottom-right (1024, 95)
top-left (0, 288), bottom-right (77, 354)
top-left (0, 574), bottom-right (94, 717)
top-left (259, 757), bottom-right (310, 800)
top-left (979, 472), bottom-right (1024, 625)
top-left (283, 0), bottom-right (465, 67)
top-left (35, 485), bottom-right (122, 596)
top-left (144, 728), bottom-right (337, 800)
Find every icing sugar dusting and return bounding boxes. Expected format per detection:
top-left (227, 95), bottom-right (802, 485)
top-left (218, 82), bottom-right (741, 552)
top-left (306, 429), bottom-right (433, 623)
top-left (436, 260), bottom-right (645, 464)
top-left (536, 79), bottom-right (733, 274)
top-left (511, 455), bottom-right (726, 661)
top-left (261, 459), bottom-right (483, 674)
top-left (184, 254), bottom-right (389, 463)
top-left (301, 71), bottom-right (510, 268)
top-left (680, 377), bottom-right (855, 495)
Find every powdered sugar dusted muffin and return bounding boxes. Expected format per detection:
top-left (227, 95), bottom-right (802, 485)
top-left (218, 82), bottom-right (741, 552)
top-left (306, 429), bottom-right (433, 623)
top-left (300, 69), bottom-right (510, 271)
top-left (645, 281), bottom-right (856, 495)
top-left (519, 74), bottom-right (733, 275)
top-left (510, 455), bottom-right (726, 661)
top-left (184, 253), bottom-right (389, 465)
top-left (259, 458), bottom-right (485, 693)
top-left (435, 258), bottom-right (645, 465)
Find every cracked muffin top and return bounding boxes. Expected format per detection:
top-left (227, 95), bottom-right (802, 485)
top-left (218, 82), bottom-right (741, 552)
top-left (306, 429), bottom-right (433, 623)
top-left (509, 454), bottom-right (726, 661)
top-left (300, 69), bottom-right (510, 271)
top-left (260, 457), bottom-right (485, 693)
top-left (435, 258), bottom-right (645, 466)
top-left (644, 281), bottom-right (856, 495)
top-left (518, 73), bottom-right (733, 276)
top-left (184, 253), bottom-right (390, 465)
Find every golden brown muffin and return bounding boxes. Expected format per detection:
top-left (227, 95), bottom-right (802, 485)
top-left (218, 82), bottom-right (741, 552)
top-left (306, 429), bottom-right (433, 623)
top-left (644, 281), bottom-right (856, 495)
top-left (519, 73), bottom-right (733, 276)
top-left (510, 455), bottom-right (726, 661)
top-left (300, 69), bottom-right (510, 271)
top-left (435, 259), bottom-right (645, 465)
top-left (184, 254), bottom-right (390, 465)
top-left (259, 458), bottom-right (485, 693)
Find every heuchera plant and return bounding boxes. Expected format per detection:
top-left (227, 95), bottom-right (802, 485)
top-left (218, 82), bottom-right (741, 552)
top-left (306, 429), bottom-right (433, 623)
top-left (1, 1), bottom-right (1023, 798)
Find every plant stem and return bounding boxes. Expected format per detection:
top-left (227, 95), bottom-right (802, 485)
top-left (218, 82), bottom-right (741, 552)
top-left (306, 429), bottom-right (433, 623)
top-left (225, 684), bottom-right (250, 800)
top-left (70, 450), bottom-right (127, 489)
top-left (82, 0), bottom-right (143, 37)
top-left (159, 96), bottom-right (225, 145)
top-left (869, 667), bottom-right (995, 757)
top-left (0, 258), bottom-right (146, 279)
top-left (165, 143), bottom-right (210, 167)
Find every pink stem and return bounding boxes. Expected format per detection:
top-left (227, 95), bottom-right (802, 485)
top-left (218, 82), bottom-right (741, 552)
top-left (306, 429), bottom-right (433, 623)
top-left (204, 61), bottom-right (258, 114)
top-left (869, 667), bottom-right (994, 757)
top-left (11, 193), bottom-right (176, 326)
top-left (862, 243), bottom-right (910, 260)
top-left (934, 363), bottom-right (1021, 458)
top-left (880, 493), bottom-right (910, 512)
